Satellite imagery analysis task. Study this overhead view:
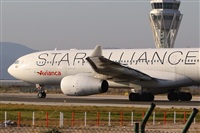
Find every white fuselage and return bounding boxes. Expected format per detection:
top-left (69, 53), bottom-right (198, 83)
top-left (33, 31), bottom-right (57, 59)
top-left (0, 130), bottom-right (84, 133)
top-left (8, 48), bottom-right (200, 90)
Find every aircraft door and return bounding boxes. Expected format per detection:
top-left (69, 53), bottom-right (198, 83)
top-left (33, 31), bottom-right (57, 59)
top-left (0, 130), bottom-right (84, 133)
top-left (24, 56), bottom-right (33, 70)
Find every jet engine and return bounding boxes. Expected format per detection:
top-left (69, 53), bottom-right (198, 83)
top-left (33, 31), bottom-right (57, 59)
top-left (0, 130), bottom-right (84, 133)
top-left (60, 75), bottom-right (109, 96)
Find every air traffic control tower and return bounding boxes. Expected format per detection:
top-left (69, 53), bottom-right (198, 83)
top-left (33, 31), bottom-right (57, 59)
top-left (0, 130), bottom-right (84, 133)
top-left (149, 0), bottom-right (182, 48)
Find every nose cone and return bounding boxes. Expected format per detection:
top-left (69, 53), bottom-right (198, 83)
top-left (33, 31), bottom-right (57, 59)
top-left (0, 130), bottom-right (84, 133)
top-left (8, 62), bottom-right (31, 82)
top-left (7, 64), bottom-right (15, 77)
top-left (8, 64), bottom-right (22, 80)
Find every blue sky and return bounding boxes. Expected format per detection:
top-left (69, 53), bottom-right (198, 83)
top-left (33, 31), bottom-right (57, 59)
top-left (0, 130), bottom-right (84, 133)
top-left (0, 0), bottom-right (199, 50)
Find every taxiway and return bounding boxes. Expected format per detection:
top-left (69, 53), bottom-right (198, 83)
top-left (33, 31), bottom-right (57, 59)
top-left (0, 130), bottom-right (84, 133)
top-left (0, 93), bottom-right (199, 109)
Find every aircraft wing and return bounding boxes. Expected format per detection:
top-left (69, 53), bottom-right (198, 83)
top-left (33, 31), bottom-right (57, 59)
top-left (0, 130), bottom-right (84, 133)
top-left (86, 46), bottom-right (152, 81)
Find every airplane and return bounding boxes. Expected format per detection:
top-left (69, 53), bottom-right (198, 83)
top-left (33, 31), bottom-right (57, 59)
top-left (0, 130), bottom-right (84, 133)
top-left (8, 45), bottom-right (200, 101)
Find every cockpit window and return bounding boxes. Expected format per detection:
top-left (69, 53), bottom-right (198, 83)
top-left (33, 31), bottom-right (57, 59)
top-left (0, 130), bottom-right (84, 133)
top-left (14, 60), bottom-right (20, 64)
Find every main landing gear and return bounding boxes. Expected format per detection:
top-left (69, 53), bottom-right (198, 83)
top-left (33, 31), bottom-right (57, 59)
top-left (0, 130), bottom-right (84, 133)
top-left (128, 89), bottom-right (192, 102)
top-left (36, 84), bottom-right (46, 98)
top-left (129, 92), bottom-right (155, 101)
top-left (167, 92), bottom-right (192, 101)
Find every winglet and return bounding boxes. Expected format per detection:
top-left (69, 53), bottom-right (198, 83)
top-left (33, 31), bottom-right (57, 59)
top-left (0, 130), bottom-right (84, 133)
top-left (90, 45), bottom-right (102, 57)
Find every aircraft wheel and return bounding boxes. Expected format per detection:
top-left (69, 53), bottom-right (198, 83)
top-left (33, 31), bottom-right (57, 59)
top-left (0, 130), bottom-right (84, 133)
top-left (168, 92), bottom-right (179, 101)
top-left (179, 92), bottom-right (186, 101)
top-left (185, 92), bottom-right (192, 101)
top-left (37, 92), bottom-right (46, 98)
top-left (42, 92), bottom-right (46, 98)
top-left (148, 93), bottom-right (155, 101)
top-left (141, 92), bottom-right (149, 101)
top-left (179, 92), bottom-right (192, 101)
top-left (141, 92), bottom-right (154, 101)
top-left (37, 92), bottom-right (43, 98)
top-left (129, 93), bottom-right (140, 101)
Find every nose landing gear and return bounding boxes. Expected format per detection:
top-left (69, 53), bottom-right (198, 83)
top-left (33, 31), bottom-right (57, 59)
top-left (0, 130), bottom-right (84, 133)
top-left (36, 84), bottom-right (46, 98)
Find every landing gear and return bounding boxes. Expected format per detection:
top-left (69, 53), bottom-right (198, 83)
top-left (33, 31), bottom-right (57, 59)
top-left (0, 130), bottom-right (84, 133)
top-left (167, 92), bottom-right (192, 101)
top-left (37, 91), bottom-right (46, 98)
top-left (167, 92), bottom-right (179, 101)
top-left (179, 92), bottom-right (192, 101)
top-left (141, 92), bottom-right (154, 101)
top-left (129, 92), bottom-right (154, 101)
top-left (129, 93), bottom-right (140, 101)
top-left (36, 84), bottom-right (46, 98)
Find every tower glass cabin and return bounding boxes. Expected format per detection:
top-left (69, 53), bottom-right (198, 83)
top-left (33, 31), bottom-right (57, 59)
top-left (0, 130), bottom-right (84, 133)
top-left (149, 0), bottom-right (182, 48)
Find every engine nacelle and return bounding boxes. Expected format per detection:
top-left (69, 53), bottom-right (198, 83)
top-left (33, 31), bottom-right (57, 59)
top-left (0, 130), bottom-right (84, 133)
top-left (60, 75), bottom-right (109, 96)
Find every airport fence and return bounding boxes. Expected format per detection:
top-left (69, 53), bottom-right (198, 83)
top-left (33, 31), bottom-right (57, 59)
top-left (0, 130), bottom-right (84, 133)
top-left (0, 110), bottom-right (199, 133)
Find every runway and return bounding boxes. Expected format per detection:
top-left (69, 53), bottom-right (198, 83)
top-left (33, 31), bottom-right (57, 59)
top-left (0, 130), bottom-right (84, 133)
top-left (0, 93), bottom-right (199, 109)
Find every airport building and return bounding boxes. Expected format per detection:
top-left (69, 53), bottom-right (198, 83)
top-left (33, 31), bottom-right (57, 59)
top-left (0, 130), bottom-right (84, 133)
top-left (149, 0), bottom-right (182, 48)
